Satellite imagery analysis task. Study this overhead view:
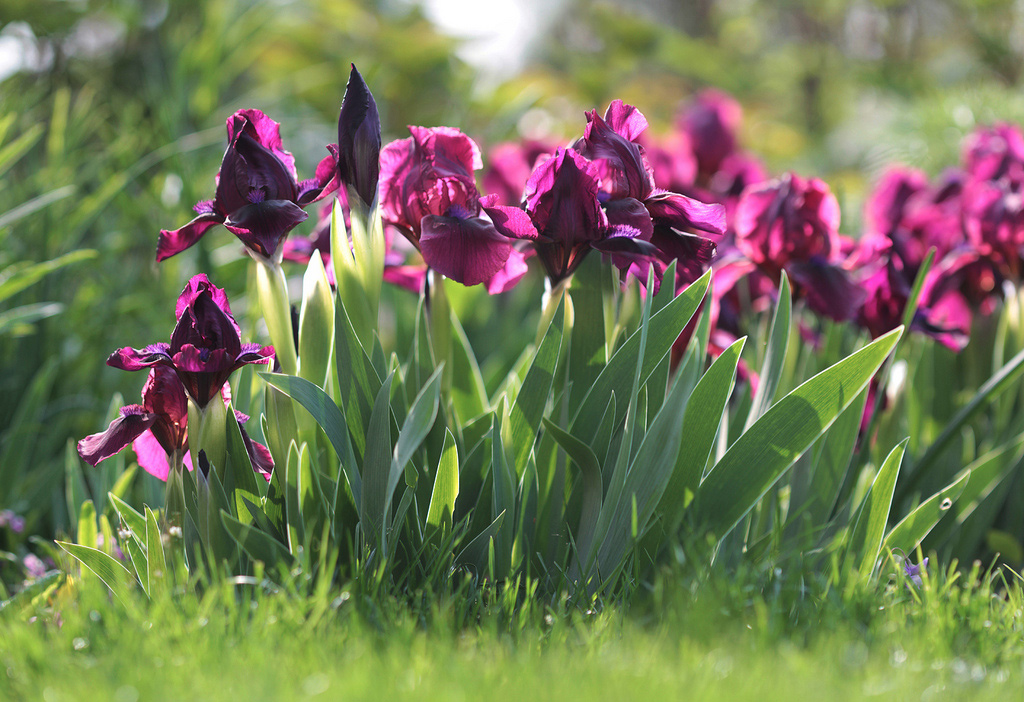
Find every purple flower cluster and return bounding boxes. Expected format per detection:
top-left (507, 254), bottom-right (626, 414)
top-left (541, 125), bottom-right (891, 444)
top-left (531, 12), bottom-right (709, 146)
top-left (158, 65), bottom-right (380, 264)
top-left (850, 123), bottom-right (1024, 350)
top-left (78, 275), bottom-right (274, 481)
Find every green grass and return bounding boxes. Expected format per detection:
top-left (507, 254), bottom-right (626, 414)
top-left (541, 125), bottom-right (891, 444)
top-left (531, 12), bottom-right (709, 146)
top-left (2, 562), bottom-right (1022, 700)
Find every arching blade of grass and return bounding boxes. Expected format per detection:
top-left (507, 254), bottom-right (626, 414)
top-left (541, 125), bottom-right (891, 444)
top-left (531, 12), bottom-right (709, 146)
top-left (846, 439), bottom-right (907, 579)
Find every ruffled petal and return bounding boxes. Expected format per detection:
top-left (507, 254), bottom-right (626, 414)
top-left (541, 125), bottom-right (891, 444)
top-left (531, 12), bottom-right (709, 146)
top-left (644, 191), bottom-right (727, 236)
top-left (225, 199), bottom-right (309, 259)
top-left (107, 343), bottom-right (172, 372)
top-left (486, 247), bottom-right (532, 294)
top-left (787, 260), bottom-right (866, 322)
top-left (604, 197), bottom-right (654, 241)
top-left (131, 429), bottom-right (173, 481)
top-left (156, 212), bottom-right (224, 262)
top-left (78, 406), bottom-right (157, 467)
top-left (483, 204), bottom-right (540, 240)
top-left (420, 215), bottom-right (513, 287)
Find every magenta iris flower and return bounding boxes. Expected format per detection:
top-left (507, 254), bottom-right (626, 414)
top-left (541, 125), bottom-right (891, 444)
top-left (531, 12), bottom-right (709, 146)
top-left (78, 367), bottom-right (273, 481)
top-left (157, 110), bottom-right (331, 262)
top-left (482, 140), bottom-right (556, 207)
top-left (680, 89), bottom-right (743, 177)
top-left (379, 125), bottom-right (518, 287)
top-left (488, 100), bottom-right (725, 287)
top-left (735, 172), bottom-right (864, 321)
top-left (107, 274), bottom-right (274, 409)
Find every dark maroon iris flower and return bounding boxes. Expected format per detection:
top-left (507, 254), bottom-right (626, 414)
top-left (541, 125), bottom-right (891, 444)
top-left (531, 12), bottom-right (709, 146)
top-left (482, 140), bottom-right (556, 207)
top-left (488, 101), bottom-right (725, 287)
top-left (77, 367), bottom-right (273, 481)
top-left (108, 274), bottom-right (274, 408)
top-left (158, 110), bottom-right (330, 262)
top-left (735, 172), bottom-right (864, 321)
top-left (680, 89), bottom-right (743, 177)
top-left (379, 125), bottom-right (521, 288)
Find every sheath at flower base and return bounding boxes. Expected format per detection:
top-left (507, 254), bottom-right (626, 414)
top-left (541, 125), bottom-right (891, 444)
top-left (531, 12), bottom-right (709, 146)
top-left (379, 125), bottom-right (519, 288)
top-left (77, 366), bottom-right (274, 481)
top-left (107, 274), bottom-right (274, 410)
top-left (734, 172), bottom-right (864, 322)
top-left (157, 109), bottom-right (330, 263)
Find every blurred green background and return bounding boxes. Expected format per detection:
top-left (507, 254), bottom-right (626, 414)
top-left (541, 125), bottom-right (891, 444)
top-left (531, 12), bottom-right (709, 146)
top-left (4, 0), bottom-right (1024, 555)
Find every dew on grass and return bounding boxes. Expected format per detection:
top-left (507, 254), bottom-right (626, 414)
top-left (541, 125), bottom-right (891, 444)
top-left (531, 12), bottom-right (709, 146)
top-left (940, 498), bottom-right (953, 510)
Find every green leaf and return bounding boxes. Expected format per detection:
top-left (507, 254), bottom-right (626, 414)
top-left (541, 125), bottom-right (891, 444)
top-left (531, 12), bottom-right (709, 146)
top-left (570, 269), bottom-right (710, 445)
top-left (261, 372), bottom-right (361, 506)
top-left (578, 267), bottom-right (657, 579)
top-left (798, 386), bottom-right (869, 528)
top-left (883, 469), bottom-right (971, 554)
top-left (221, 511), bottom-right (294, 568)
top-left (77, 500), bottom-right (97, 550)
top-left (594, 355), bottom-right (695, 577)
top-left (567, 255), bottom-right (611, 407)
top-left (928, 435), bottom-right (1024, 547)
top-left (905, 345), bottom-right (1024, 495)
top-left (846, 439), bottom-right (907, 578)
top-left (298, 250), bottom-right (336, 390)
top-left (508, 298), bottom-right (564, 471)
top-left (744, 272), bottom-right (790, 430)
top-left (361, 373), bottom-right (395, 553)
top-left (449, 309), bottom-right (489, 422)
top-left (0, 249), bottom-right (96, 303)
top-left (426, 429), bottom-right (460, 532)
top-left (223, 403), bottom-right (265, 524)
top-left (109, 494), bottom-right (146, 550)
top-left (542, 418), bottom-right (602, 562)
top-left (663, 336), bottom-right (745, 523)
top-left (65, 440), bottom-right (89, 531)
top-left (693, 327), bottom-right (902, 538)
top-left (390, 366), bottom-right (442, 507)
top-left (333, 291), bottom-right (383, 458)
top-left (145, 506), bottom-right (167, 594)
top-left (455, 511), bottom-right (505, 570)
top-left (284, 442), bottom-right (306, 553)
top-left (491, 407), bottom-right (516, 575)
top-left (57, 543), bottom-right (137, 605)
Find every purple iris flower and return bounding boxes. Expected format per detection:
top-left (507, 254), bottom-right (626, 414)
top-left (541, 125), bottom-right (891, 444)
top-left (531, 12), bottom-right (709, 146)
top-left (488, 100), bottom-right (725, 287)
top-left (78, 366), bottom-right (273, 481)
top-left (482, 139), bottom-right (557, 207)
top-left (485, 147), bottom-right (610, 284)
top-left (735, 172), bottom-right (864, 321)
top-left (157, 109), bottom-right (330, 262)
top-left (963, 122), bottom-right (1024, 182)
top-left (576, 100), bottom-right (725, 287)
top-left (107, 274), bottom-right (274, 409)
top-left (379, 125), bottom-right (517, 288)
top-left (680, 89), bottom-right (743, 178)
